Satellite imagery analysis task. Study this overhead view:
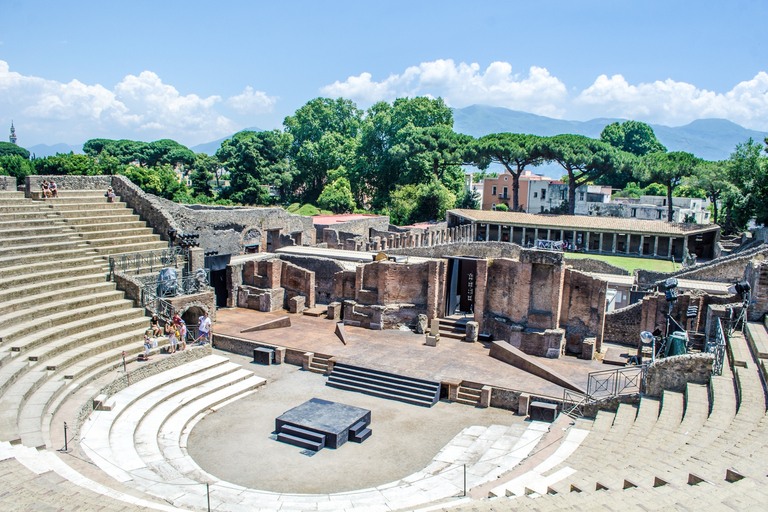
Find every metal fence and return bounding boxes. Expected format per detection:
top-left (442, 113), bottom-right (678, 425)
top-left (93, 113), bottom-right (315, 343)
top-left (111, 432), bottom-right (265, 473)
top-left (707, 317), bottom-right (727, 376)
top-left (142, 269), bottom-right (210, 299)
top-left (586, 364), bottom-right (646, 400)
top-left (109, 247), bottom-right (186, 277)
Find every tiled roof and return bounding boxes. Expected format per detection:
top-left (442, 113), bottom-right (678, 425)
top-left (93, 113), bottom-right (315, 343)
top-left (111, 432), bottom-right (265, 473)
top-left (448, 209), bottom-right (719, 236)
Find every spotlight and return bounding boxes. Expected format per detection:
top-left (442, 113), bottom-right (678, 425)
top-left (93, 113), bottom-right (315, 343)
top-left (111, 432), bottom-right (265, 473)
top-left (728, 281), bottom-right (751, 296)
top-left (686, 306), bottom-right (698, 318)
top-left (168, 229), bottom-right (177, 242)
top-left (665, 289), bottom-right (678, 303)
top-left (664, 277), bottom-right (678, 290)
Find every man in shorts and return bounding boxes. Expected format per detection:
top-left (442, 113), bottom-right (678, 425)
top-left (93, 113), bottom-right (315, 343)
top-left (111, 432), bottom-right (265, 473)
top-left (197, 311), bottom-right (211, 345)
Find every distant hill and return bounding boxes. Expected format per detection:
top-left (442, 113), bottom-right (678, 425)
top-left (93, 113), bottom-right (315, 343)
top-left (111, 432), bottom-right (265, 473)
top-left (26, 143), bottom-right (83, 158)
top-left (452, 105), bottom-right (768, 163)
top-left (190, 126), bottom-right (264, 155)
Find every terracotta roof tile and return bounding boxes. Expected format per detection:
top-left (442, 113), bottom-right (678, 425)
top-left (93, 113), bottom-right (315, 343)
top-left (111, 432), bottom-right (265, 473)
top-left (448, 209), bottom-right (719, 236)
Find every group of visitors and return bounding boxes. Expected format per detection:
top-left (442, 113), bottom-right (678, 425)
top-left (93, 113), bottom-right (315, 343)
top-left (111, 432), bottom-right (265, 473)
top-left (40, 180), bottom-right (58, 198)
top-left (141, 311), bottom-right (212, 360)
top-left (106, 186), bottom-right (116, 202)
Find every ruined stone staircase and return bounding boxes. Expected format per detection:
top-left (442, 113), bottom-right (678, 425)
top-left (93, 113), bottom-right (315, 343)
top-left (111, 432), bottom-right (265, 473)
top-left (326, 362), bottom-right (440, 407)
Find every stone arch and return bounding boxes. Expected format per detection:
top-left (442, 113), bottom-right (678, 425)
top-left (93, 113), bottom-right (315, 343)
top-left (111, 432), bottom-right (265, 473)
top-left (240, 225), bottom-right (264, 253)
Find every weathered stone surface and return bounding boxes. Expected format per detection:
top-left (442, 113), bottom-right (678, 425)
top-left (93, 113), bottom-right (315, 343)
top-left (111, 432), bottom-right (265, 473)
top-left (425, 334), bottom-right (439, 347)
top-left (644, 352), bottom-right (714, 397)
top-left (288, 295), bottom-right (306, 314)
top-left (465, 321), bottom-right (479, 342)
top-left (335, 322), bottom-right (348, 345)
top-left (489, 340), bottom-right (584, 393)
top-left (327, 302), bottom-right (342, 321)
top-left (581, 337), bottom-right (596, 360)
top-left (565, 257), bottom-right (629, 276)
top-left (0, 176), bottom-right (15, 190)
top-left (240, 316), bottom-right (291, 333)
top-left (415, 314), bottom-right (428, 334)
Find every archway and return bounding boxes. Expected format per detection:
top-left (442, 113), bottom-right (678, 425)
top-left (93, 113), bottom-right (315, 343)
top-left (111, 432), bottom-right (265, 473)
top-left (181, 306), bottom-right (207, 340)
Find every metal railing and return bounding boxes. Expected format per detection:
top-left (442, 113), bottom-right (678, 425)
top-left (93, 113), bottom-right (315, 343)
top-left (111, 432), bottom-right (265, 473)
top-left (535, 239), bottom-right (566, 251)
top-left (562, 389), bottom-right (588, 419)
top-left (142, 268), bottom-right (210, 299)
top-left (707, 317), bottom-right (727, 376)
top-left (109, 247), bottom-right (186, 277)
top-left (587, 364), bottom-right (646, 400)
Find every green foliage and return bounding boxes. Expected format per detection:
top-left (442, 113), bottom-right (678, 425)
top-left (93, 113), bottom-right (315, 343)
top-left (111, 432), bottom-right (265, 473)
top-left (0, 142), bottom-right (30, 159)
top-left (456, 188), bottom-right (480, 210)
top-left (613, 182), bottom-right (643, 198)
top-left (468, 133), bottom-right (543, 211)
top-left (472, 170), bottom-right (497, 182)
top-left (118, 164), bottom-right (187, 200)
top-left (0, 155), bottom-right (35, 185)
top-left (600, 120), bottom-right (666, 156)
top-left (285, 203), bottom-right (301, 213)
top-left (538, 134), bottom-right (626, 215)
top-left (387, 179), bottom-right (456, 225)
top-left (33, 153), bottom-right (99, 175)
top-left (217, 130), bottom-right (296, 206)
top-left (639, 151), bottom-right (700, 221)
top-left (672, 184), bottom-right (706, 198)
top-left (317, 177), bottom-right (355, 214)
top-left (495, 203), bottom-right (509, 212)
top-left (726, 138), bottom-right (768, 230)
top-left (84, 138), bottom-right (195, 168)
top-left (642, 182), bottom-right (668, 196)
top-left (296, 204), bottom-right (321, 216)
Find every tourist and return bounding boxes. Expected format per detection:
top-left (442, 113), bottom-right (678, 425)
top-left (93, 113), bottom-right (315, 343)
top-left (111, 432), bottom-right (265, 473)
top-left (141, 331), bottom-right (152, 361)
top-left (106, 186), bottom-right (116, 203)
top-left (166, 322), bottom-right (177, 354)
top-left (196, 311), bottom-right (211, 345)
top-left (178, 321), bottom-right (187, 351)
top-left (41, 180), bottom-right (52, 198)
top-left (172, 312), bottom-right (182, 327)
top-left (150, 314), bottom-right (162, 337)
top-left (49, 180), bottom-right (59, 198)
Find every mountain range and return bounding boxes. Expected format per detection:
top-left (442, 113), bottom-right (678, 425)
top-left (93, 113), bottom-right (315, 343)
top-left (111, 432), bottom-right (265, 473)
top-left (21, 108), bottom-right (767, 169)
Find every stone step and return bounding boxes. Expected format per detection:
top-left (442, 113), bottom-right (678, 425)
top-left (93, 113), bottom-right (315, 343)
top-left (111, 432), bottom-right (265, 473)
top-left (59, 211), bottom-right (139, 222)
top-left (0, 239), bottom-right (81, 257)
top-left (0, 273), bottom-right (107, 303)
top-left (0, 204), bottom-right (49, 214)
top-left (48, 201), bottom-right (128, 211)
top-left (91, 240), bottom-right (169, 256)
top-left (746, 322), bottom-right (768, 360)
top-left (81, 233), bottom-right (161, 248)
top-left (0, 245), bottom-right (93, 268)
top-left (326, 378), bottom-right (436, 407)
top-left (32, 195), bottom-right (114, 204)
top-left (0, 281), bottom-right (117, 317)
top-left (0, 217), bottom-right (66, 230)
top-left (4, 309), bottom-right (147, 358)
top-left (71, 220), bottom-right (151, 233)
top-left (75, 227), bottom-right (156, 240)
top-left (277, 432), bottom-right (324, 451)
top-left (0, 255), bottom-right (101, 281)
top-left (0, 263), bottom-right (105, 293)
top-left (0, 231), bottom-right (77, 248)
top-left (0, 223), bottom-right (71, 237)
top-left (0, 191), bottom-right (24, 198)
top-left (34, 189), bottom-right (108, 198)
top-left (278, 424), bottom-right (327, 445)
top-left (0, 298), bottom-right (134, 345)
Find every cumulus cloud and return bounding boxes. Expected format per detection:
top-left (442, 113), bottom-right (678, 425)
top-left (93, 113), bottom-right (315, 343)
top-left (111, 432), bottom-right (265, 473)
top-left (321, 59), bottom-right (569, 117)
top-left (0, 60), bottom-right (275, 146)
top-left (225, 86), bottom-right (278, 115)
top-left (575, 73), bottom-right (768, 130)
top-left (321, 60), bottom-right (768, 131)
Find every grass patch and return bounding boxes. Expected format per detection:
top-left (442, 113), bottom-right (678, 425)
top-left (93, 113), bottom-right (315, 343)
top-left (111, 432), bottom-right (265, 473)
top-left (565, 252), bottom-right (678, 273)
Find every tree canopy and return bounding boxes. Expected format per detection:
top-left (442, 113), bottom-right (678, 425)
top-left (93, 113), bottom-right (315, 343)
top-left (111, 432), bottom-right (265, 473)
top-left (638, 151), bottom-right (700, 222)
top-left (0, 142), bottom-right (30, 159)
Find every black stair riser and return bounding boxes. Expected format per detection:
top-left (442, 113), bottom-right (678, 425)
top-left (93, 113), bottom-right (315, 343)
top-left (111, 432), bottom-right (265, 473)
top-left (328, 376), bottom-right (435, 402)
top-left (326, 381), bottom-right (434, 407)
top-left (334, 363), bottom-right (439, 387)
top-left (351, 428), bottom-right (372, 443)
top-left (277, 433), bottom-right (323, 451)
top-left (333, 366), bottom-right (439, 391)
top-left (278, 425), bottom-right (326, 444)
top-left (331, 370), bottom-right (438, 395)
top-left (349, 421), bottom-right (368, 437)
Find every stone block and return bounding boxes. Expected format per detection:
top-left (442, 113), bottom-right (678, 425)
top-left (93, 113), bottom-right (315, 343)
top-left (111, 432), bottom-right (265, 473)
top-left (582, 337), bottom-right (596, 360)
top-left (274, 346), bottom-right (285, 364)
top-left (465, 321), bottom-right (479, 342)
top-left (426, 334), bottom-right (439, 347)
top-left (479, 385), bottom-right (492, 408)
top-left (335, 322), bottom-right (348, 345)
top-left (429, 318), bottom-right (440, 336)
top-left (327, 301), bottom-right (341, 321)
top-left (415, 314), bottom-right (428, 334)
top-left (288, 295), bottom-right (306, 314)
top-left (302, 352), bottom-right (313, 371)
top-left (518, 393), bottom-right (531, 416)
top-left (240, 316), bottom-right (291, 333)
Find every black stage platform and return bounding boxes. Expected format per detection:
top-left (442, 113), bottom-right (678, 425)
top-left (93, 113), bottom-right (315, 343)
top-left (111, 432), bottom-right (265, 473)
top-left (275, 398), bottom-right (371, 451)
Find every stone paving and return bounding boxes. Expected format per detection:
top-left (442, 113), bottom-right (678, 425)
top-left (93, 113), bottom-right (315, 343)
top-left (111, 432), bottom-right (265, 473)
top-left (214, 308), bottom-right (605, 397)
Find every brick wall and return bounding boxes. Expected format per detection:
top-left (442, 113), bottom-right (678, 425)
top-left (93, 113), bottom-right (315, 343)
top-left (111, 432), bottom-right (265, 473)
top-left (603, 301), bottom-right (643, 345)
top-left (560, 269), bottom-right (608, 354)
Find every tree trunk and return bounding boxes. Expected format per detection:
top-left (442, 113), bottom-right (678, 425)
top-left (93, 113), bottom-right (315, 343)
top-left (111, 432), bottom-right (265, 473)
top-left (512, 172), bottom-right (520, 212)
top-left (711, 192), bottom-right (719, 225)
top-left (667, 183), bottom-right (674, 222)
top-left (568, 170), bottom-right (577, 215)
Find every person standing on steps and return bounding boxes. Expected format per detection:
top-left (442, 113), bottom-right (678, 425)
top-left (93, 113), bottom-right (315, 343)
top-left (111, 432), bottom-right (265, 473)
top-left (166, 322), bottom-right (177, 354)
top-left (197, 311), bottom-right (211, 345)
top-left (178, 320), bottom-right (187, 351)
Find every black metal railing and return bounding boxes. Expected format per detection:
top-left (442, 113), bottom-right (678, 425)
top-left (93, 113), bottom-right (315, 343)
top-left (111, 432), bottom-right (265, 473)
top-left (109, 247), bottom-right (186, 277)
top-left (707, 317), bottom-right (727, 376)
top-left (141, 268), bottom-right (210, 299)
top-left (586, 364), bottom-right (646, 400)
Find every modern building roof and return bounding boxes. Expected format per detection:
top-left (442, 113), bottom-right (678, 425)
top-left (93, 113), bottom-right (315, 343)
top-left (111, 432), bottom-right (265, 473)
top-left (275, 246), bottom-right (431, 263)
top-left (448, 209), bottom-right (719, 237)
top-left (311, 214), bottom-right (386, 226)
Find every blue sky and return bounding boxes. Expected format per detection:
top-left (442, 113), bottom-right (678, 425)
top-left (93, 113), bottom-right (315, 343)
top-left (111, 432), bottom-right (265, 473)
top-left (1, 0), bottom-right (767, 147)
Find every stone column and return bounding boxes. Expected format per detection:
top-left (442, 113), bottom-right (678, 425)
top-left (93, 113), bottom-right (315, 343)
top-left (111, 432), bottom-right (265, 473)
top-left (521, 227), bottom-right (526, 245)
top-left (585, 231), bottom-right (591, 251)
top-left (668, 237), bottom-right (674, 258)
top-left (653, 236), bottom-right (659, 257)
top-left (560, 229), bottom-right (564, 242)
top-left (534, 228), bottom-right (539, 242)
top-left (638, 235), bottom-right (644, 255)
top-left (598, 233), bottom-right (603, 253)
top-left (682, 236), bottom-right (688, 258)
top-left (626, 234), bottom-right (631, 254)
top-left (497, 225), bottom-right (502, 241)
top-left (612, 233), bottom-right (617, 253)
top-left (572, 230), bottom-right (577, 248)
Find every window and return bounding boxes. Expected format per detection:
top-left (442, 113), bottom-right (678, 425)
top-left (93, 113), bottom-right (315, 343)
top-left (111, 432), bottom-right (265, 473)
top-left (541, 189), bottom-right (546, 200)
top-left (533, 192), bottom-right (538, 198)
top-left (492, 186), bottom-right (497, 195)
top-left (560, 190), bottom-right (565, 200)
top-left (657, 210), bottom-right (662, 219)
top-left (663, 199), bottom-right (667, 206)
top-left (631, 208), bottom-right (637, 217)
top-left (579, 192), bottom-right (585, 201)
top-left (502, 186), bottom-right (508, 198)
top-left (504, 176), bottom-right (508, 181)
top-left (491, 203), bottom-right (496, 210)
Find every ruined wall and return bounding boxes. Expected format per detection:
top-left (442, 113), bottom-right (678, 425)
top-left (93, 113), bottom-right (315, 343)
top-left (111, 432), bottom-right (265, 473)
top-left (0, 176), bottom-right (16, 190)
top-left (645, 353), bottom-right (714, 397)
top-left (564, 257), bottom-right (629, 276)
top-left (277, 254), bottom-right (349, 304)
top-left (388, 241), bottom-right (522, 260)
top-left (316, 215), bottom-right (390, 246)
top-left (559, 269), bottom-right (608, 355)
top-left (281, 260), bottom-right (316, 308)
top-left (745, 259), bottom-right (768, 322)
top-left (603, 301), bottom-right (643, 346)
top-left (334, 270), bottom-right (357, 302)
top-left (485, 258), bottom-right (533, 325)
top-left (240, 259), bottom-right (315, 310)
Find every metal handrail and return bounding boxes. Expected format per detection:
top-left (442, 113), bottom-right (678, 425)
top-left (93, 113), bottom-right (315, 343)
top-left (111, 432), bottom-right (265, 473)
top-left (109, 247), bottom-right (186, 277)
top-left (707, 317), bottom-right (727, 376)
top-left (142, 269), bottom-right (210, 299)
top-left (586, 364), bottom-right (646, 400)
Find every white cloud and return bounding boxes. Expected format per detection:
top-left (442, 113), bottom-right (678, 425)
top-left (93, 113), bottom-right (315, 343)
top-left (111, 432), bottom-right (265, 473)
top-left (320, 59), bottom-right (569, 117)
top-left (0, 60), bottom-right (275, 146)
top-left (575, 73), bottom-right (768, 130)
top-left (321, 60), bottom-right (768, 131)
top-left (225, 86), bottom-right (278, 115)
